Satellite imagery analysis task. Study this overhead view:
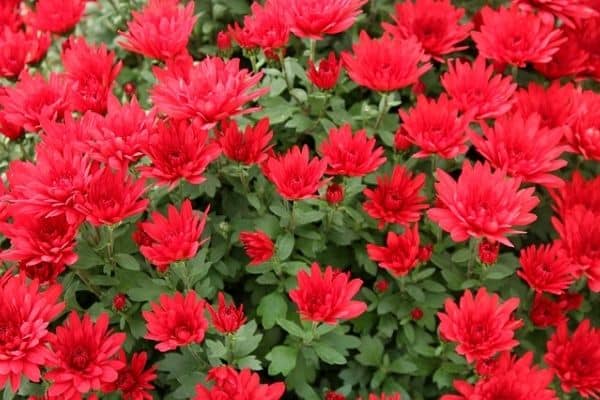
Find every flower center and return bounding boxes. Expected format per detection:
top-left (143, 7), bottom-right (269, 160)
top-left (70, 347), bottom-right (91, 369)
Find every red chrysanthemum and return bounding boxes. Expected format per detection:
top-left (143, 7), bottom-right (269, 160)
top-left (286, 0), bottom-right (367, 39)
top-left (151, 56), bottom-right (268, 129)
top-left (342, 31), bottom-right (431, 92)
top-left (207, 292), bottom-right (247, 334)
top-left (441, 57), bottom-right (517, 120)
top-left (118, 0), bottom-right (197, 61)
top-left (363, 166), bottom-right (427, 229)
top-left (239, 230), bottom-right (275, 266)
top-left (398, 94), bottom-right (472, 159)
top-left (0, 273), bottom-right (64, 392)
top-left (575, 11), bottom-right (600, 79)
top-left (143, 291), bottom-right (208, 352)
top-left (319, 124), bottom-right (386, 177)
top-left (545, 320), bottom-right (600, 399)
top-left (103, 351), bottom-right (157, 400)
top-left (478, 239), bottom-right (500, 265)
top-left (234, 0), bottom-right (289, 54)
top-left (25, 0), bottom-right (86, 34)
top-left (438, 287), bottom-right (522, 362)
top-left (265, 145), bottom-right (328, 200)
top-left (289, 263), bottom-right (367, 324)
top-left (216, 118), bottom-right (273, 165)
top-left (382, 0), bottom-right (472, 60)
top-left (367, 224), bottom-right (421, 277)
top-left (428, 161), bottom-right (539, 246)
top-left (565, 90), bottom-right (600, 161)
top-left (530, 293), bottom-right (567, 328)
top-left (513, 0), bottom-right (597, 27)
top-left (363, 394), bottom-right (401, 400)
top-left (307, 52), bottom-right (342, 91)
top-left (0, 28), bottom-right (50, 79)
top-left (0, 102), bottom-right (24, 140)
top-left (0, 1), bottom-right (20, 31)
top-left (533, 30), bottom-right (590, 79)
top-left (139, 199), bottom-right (209, 268)
top-left (472, 6), bottom-right (566, 67)
top-left (551, 171), bottom-right (600, 218)
top-left (326, 183), bottom-right (345, 205)
top-left (517, 243), bottom-right (577, 294)
top-left (45, 312), bottom-right (126, 400)
top-left (194, 365), bottom-right (285, 400)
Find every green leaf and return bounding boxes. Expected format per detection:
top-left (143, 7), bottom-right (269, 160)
top-left (277, 319), bottom-right (305, 337)
top-left (232, 321), bottom-right (263, 357)
top-left (356, 336), bottom-right (384, 367)
top-left (389, 358), bottom-right (418, 375)
top-left (313, 342), bottom-right (346, 365)
top-left (484, 263), bottom-right (515, 280)
top-left (206, 339), bottom-right (227, 359)
top-left (451, 248), bottom-right (471, 263)
top-left (73, 241), bottom-right (104, 269)
top-left (266, 345), bottom-right (298, 376)
top-left (236, 355), bottom-right (262, 370)
top-left (257, 293), bottom-right (288, 329)
top-left (114, 253), bottom-right (140, 271)
top-left (275, 232), bottom-right (295, 260)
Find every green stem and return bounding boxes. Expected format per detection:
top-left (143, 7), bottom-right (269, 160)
top-left (374, 92), bottom-right (390, 131)
top-left (309, 39), bottom-right (317, 62)
top-left (288, 201), bottom-right (297, 232)
top-left (75, 270), bottom-right (102, 299)
top-left (467, 238), bottom-right (479, 278)
top-left (225, 334), bottom-right (235, 364)
top-left (279, 50), bottom-right (294, 94)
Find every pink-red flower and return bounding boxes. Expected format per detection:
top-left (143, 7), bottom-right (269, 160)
top-left (0, 273), bottom-right (64, 391)
top-left (25, 0), bottom-right (86, 34)
top-left (194, 365), bottom-right (285, 400)
top-left (428, 161), bottom-right (539, 246)
top-left (0, 28), bottom-right (50, 79)
top-left (286, 0), bottom-right (367, 39)
top-left (320, 124), bottom-right (386, 176)
top-left (367, 225), bottom-right (421, 277)
top-left (382, 0), bottom-right (472, 60)
top-left (45, 312), bottom-right (126, 400)
top-left (307, 52), bottom-right (342, 91)
top-left (216, 118), bottom-right (273, 165)
top-left (326, 183), bottom-right (345, 205)
top-left (565, 90), bottom-right (600, 161)
top-left (236, 1), bottom-right (289, 54)
top-left (289, 263), bottom-right (367, 324)
top-left (208, 292), bottom-right (247, 334)
top-left (363, 166), bottom-right (427, 228)
top-left (551, 171), bottom-right (600, 218)
top-left (517, 243), bottom-right (577, 294)
top-left (239, 230), bottom-right (274, 265)
top-left (143, 291), bottom-right (208, 352)
top-left (103, 351), bottom-right (156, 400)
top-left (478, 239), bottom-right (500, 265)
top-left (118, 0), bottom-right (197, 61)
top-left (513, 0), bottom-right (597, 27)
top-left (342, 31), bottom-right (431, 92)
top-left (363, 394), bottom-right (401, 400)
top-left (530, 293), bottom-right (567, 328)
top-left (438, 287), bottom-right (522, 362)
top-left (534, 30), bottom-right (590, 79)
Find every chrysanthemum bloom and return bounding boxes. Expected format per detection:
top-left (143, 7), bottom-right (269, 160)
top-left (326, 391), bottom-right (346, 400)
top-left (326, 183), bottom-right (344, 205)
top-left (143, 291), bottom-right (208, 352)
top-left (139, 199), bottom-right (209, 267)
top-left (534, 30), bottom-right (590, 79)
top-left (77, 167), bottom-right (148, 227)
top-left (240, 1), bottom-right (289, 55)
top-left (119, 0), bottom-right (197, 61)
top-left (565, 90), bottom-right (600, 161)
top-left (24, 0), bottom-right (86, 34)
top-left (151, 56), bottom-right (268, 129)
top-left (472, 6), bottom-right (565, 67)
top-left (103, 351), bottom-right (157, 400)
top-left (216, 31), bottom-right (231, 50)
top-left (367, 225), bottom-right (421, 277)
top-left (265, 145), bottom-right (328, 200)
top-left (0, 72), bottom-right (70, 132)
top-left (438, 288), bottom-right (522, 362)
top-left (342, 32), bottom-right (431, 92)
top-left (216, 118), bottom-right (273, 165)
top-left (208, 292), bottom-right (247, 334)
top-left (530, 293), bottom-right (567, 328)
top-left (428, 161), bottom-right (539, 246)
top-left (471, 113), bottom-right (568, 188)
top-left (0, 274), bottom-right (64, 391)
top-left (289, 263), bottom-right (367, 324)
top-left (45, 312), bottom-right (126, 399)
top-left (239, 230), bottom-right (274, 265)
top-left (0, 106), bottom-right (24, 140)
top-left (363, 394), bottom-right (401, 400)
top-left (551, 171), bottom-right (600, 218)
top-left (441, 57), bottom-right (517, 120)
top-left (442, 352), bottom-right (557, 400)
top-left (62, 37), bottom-right (122, 114)
top-left (517, 243), bottom-right (577, 294)
top-left (398, 94), bottom-right (472, 159)
top-left (545, 320), bottom-right (600, 399)
top-left (478, 239), bottom-right (499, 265)
top-left (0, 1), bottom-right (20, 31)
top-left (513, 0), bottom-right (597, 27)
top-left (382, 0), bottom-right (472, 60)
top-left (307, 52), bottom-right (342, 90)
top-left (0, 28), bottom-right (50, 79)
top-left (363, 166), bottom-right (427, 229)
top-left (286, 0), bottom-right (367, 39)
top-left (38, 113), bottom-right (95, 156)
top-left (194, 366), bottom-right (285, 400)
top-left (139, 118), bottom-right (221, 189)
top-left (320, 124), bottom-right (386, 176)
top-left (575, 13), bottom-right (600, 80)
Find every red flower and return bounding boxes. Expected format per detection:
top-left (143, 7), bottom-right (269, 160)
top-left (398, 94), bottom-right (472, 159)
top-left (118, 0), bottom-right (197, 61)
top-left (238, 1), bottom-right (289, 54)
top-left (471, 112), bottom-right (568, 188)
top-left (0, 2), bottom-right (20, 31)
top-left (393, 128), bottom-right (412, 151)
top-left (239, 230), bottom-right (274, 266)
top-left (545, 320), bottom-right (600, 399)
top-left (441, 57), bottom-right (517, 120)
top-left (289, 263), bottom-right (367, 324)
top-left (217, 31), bottom-right (232, 50)
top-left (143, 291), bottom-right (208, 351)
top-left (208, 292), bottom-right (247, 334)
top-left (286, 0), bottom-right (367, 39)
top-left (62, 37), bottom-right (122, 114)
top-left (0, 104), bottom-right (24, 140)
top-left (382, 0), bottom-right (472, 60)
top-left (140, 118), bottom-right (221, 189)
top-left (478, 239), bottom-right (499, 265)
top-left (151, 56), bottom-right (268, 129)
top-left (25, 0), bottom-right (86, 34)
top-left (307, 52), bottom-right (342, 90)
top-left (113, 294), bottom-right (127, 312)
top-left (363, 166), bottom-right (427, 229)
top-left (46, 312), bottom-right (126, 400)
top-left (342, 31), bottom-right (431, 92)
top-left (534, 30), bottom-right (590, 79)
top-left (367, 225), bottom-right (421, 277)
top-left (418, 244), bottom-right (433, 262)
top-left (530, 293), bottom-right (566, 328)
top-left (325, 183), bottom-right (345, 205)
top-left (103, 351), bottom-right (157, 400)
top-left (361, 394), bottom-right (401, 400)
top-left (326, 391), bottom-right (346, 400)
top-left (216, 118), bottom-right (273, 165)
top-left (472, 6), bottom-right (565, 67)
top-left (320, 124), bottom-right (386, 176)
top-left (0, 28), bottom-right (50, 79)
top-left (566, 90), bottom-right (600, 161)
top-left (551, 171), bottom-right (600, 218)
top-left (374, 279), bottom-right (390, 293)
top-left (265, 145), bottom-right (328, 200)
top-left (438, 288), bottom-right (522, 363)
top-left (513, 0), bottom-right (597, 27)
top-left (139, 199), bottom-right (209, 268)
top-left (428, 161), bottom-right (539, 246)
top-left (0, 274), bottom-right (63, 392)
top-left (517, 243), bottom-right (577, 294)
top-left (575, 12), bottom-right (600, 79)
top-left (194, 365), bottom-right (285, 400)
top-left (411, 308), bottom-right (424, 321)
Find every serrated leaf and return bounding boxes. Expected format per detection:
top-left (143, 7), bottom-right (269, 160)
top-left (277, 319), bottom-right (305, 337)
top-left (313, 342), bottom-right (346, 365)
top-left (266, 345), bottom-right (298, 376)
top-left (356, 336), bottom-right (384, 366)
top-left (275, 232), bottom-right (295, 260)
top-left (114, 253), bottom-right (140, 271)
top-left (257, 292), bottom-right (287, 329)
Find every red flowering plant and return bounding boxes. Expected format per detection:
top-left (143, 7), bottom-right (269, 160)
top-left (0, 0), bottom-right (599, 399)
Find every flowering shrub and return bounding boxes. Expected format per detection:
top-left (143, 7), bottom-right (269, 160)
top-left (1, 0), bottom-right (600, 399)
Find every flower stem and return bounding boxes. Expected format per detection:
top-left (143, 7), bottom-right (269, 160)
top-left (374, 92), bottom-right (390, 131)
top-left (308, 39), bottom-right (317, 62)
top-left (288, 201), bottom-right (297, 232)
top-left (467, 237), bottom-right (479, 278)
